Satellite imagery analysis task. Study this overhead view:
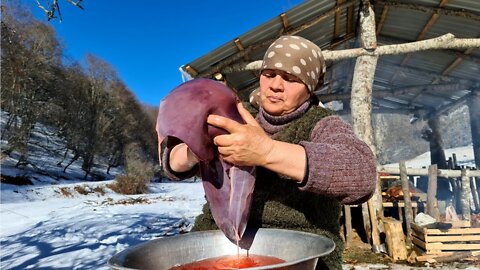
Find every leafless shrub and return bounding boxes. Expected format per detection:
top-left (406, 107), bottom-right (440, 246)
top-left (109, 143), bottom-right (154, 195)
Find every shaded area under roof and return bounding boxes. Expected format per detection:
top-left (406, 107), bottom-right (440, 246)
top-left (181, 0), bottom-right (480, 119)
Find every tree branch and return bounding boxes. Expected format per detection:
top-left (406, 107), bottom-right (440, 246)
top-left (225, 34), bottom-right (480, 73)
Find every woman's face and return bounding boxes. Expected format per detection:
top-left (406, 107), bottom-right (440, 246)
top-left (259, 69), bottom-right (311, 116)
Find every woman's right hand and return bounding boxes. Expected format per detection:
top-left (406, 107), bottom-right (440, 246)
top-left (169, 143), bottom-right (199, 172)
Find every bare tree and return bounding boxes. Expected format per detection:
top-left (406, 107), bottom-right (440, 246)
top-left (35, 0), bottom-right (84, 21)
top-left (1, 3), bottom-right (62, 165)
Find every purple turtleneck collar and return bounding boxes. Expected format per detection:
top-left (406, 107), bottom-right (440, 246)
top-left (257, 100), bottom-right (312, 136)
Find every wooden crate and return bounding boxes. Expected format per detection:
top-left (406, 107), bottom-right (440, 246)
top-left (411, 223), bottom-right (480, 256)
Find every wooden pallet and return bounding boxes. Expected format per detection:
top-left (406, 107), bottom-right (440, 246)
top-left (411, 222), bottom-right (480, 257)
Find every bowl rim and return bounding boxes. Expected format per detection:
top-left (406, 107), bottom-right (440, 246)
top-left (108, 228), bottom-right (336, 270)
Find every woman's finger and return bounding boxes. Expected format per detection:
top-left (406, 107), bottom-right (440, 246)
top-left (237, 102), bottom-right (259, 127)
top-left (213, 134), bottom-right (232, 147)
top-left (207, 114), bottom-right (243, 133)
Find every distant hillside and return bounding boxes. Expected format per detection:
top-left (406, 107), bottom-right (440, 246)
top-left (338, 105), bottom-right (472, 165)
top-left (372, 105), bottom-right (472, 164)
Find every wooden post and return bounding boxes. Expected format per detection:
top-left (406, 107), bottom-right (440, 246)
top-left (361, 203), bottom-right (372, 244)
top-left (427, 164), bottom-right (440, 220)
top-left (344, 205), bottom-right (353, 248)
top-left (461, 168), bottom-right (472, 221)
top-left (467, 91), bottom-right (480, 170)
top-left (383, 217), bottom-right (407, 261)
top-left (400, 161), bottom-right (413, 247)
top-left (367, 198), bottom-right (382, 252)
top-left (472, 177), bottom-right (480, 212)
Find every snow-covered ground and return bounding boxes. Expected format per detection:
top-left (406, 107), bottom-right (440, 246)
top-left (0, 179), bottom-right (205, 269)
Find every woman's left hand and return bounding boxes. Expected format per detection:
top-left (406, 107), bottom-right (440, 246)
top-left (207, 103), bottom-right (274, 166)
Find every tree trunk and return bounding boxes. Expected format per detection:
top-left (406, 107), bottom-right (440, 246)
top-left (350, 3), bottom-right (383, 240)
top-left (426, 117), bottom-right (448, 169)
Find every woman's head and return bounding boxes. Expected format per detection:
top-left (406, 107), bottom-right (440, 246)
top-left (258, 35), bottom-right (325, 116)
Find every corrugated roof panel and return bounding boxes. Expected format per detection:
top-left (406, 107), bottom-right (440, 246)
top-left (286, 0), bottom-right (336, 28)
top-left (448, 0), bottom-right (480, 13)
top-left (449, 60), bottom-right (480, 80)
top-left (380, 8), bottom-right (430, 40)
top-left (407, 51), bottom-right (458, 73)
top-left (427, 15), bottom-right (480, 39)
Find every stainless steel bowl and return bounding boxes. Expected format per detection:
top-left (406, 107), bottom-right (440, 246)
top-left (108, 228), bottom-right (335, 270)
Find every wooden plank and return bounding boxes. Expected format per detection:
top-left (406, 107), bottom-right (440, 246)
top-left (411, 230), bottom-right (426, 241)
top-left (424, 228), bottom-right (480, 235)
top-left (426, 243), bottom-right (480, 251)
top-left (426, 235), bottom-right (480, 242)
top-left (383, 201), bottom-right (418, 207)
top-left (411, 223), bottom-right (427, 235)
top-left (416, 252), bottom-right (471, 262)
top-left (377, 166), bottom-right (480, 177)
top-left (412, 236), bottom-right (427, 250)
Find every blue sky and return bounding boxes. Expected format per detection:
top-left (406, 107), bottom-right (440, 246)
top-left (25, 0), bottom-right (304, 106)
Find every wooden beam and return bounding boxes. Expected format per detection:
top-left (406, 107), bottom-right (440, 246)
top-left (377, 166), bottom-right (480, 177)
top-left (347, 4), bottom-right (354, 34)
top-left (376, 5), bottom-right (389, 36)
top-left (468, 90), bottom-right (480, 169)
top-left (442, 47), bottom-right (475, 75)
top-left (184, 65), bottom-right (198, 77)
top-left (390, 0), bottom-right (449, 81)
top-left (400, 161), bottom-right (413, 248)
top-left (397, 44), bottom-right (476, 102)
top-left (234, 38), bottom-right (245, 51)
top-left (334, 0), bottom-right (344, 38)
top-left (430, 91), bottom-right (472, 118)
top-left (280, 13), bottom-right (289, 31)
top-left (289, 0), bottom-right (356, 36)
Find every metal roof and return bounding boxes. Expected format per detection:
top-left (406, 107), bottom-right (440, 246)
top-left (181, 0), bottom-right (480, 118)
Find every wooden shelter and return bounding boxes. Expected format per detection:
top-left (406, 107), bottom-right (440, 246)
top-left (180, 0), bottom-right (480, 254)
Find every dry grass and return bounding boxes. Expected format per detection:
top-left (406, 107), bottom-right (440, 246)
top-left (58, 187), bottom-right (73, 197)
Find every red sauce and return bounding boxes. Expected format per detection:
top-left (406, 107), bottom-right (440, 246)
top-left (169, 254), bottom-right (285, 270)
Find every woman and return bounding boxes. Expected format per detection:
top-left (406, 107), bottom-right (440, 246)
top-left (164, 35), bottom-right (377, 269)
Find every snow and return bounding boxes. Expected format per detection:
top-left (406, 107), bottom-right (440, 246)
top-left (383, 144), bottom-right (475, 168)
top-left (0, 178), bottom-right (206, 269)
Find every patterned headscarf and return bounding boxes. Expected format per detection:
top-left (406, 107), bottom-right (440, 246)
top-left (261, 35), bottom-right (326, 93)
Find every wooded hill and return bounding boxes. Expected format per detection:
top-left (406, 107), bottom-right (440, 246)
top-left (1, 3), bottom-right (159, 183)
